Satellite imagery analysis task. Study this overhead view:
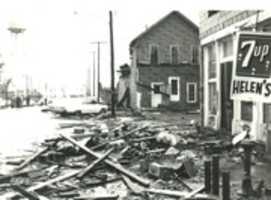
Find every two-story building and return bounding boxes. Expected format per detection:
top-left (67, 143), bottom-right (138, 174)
top-left (129, 11), bottom-right (200, 111)
top-left (200, 11), bottom-right (271, 142)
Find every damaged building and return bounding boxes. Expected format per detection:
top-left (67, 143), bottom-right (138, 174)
top-left (129, 11), bottom-right (200, 111)
top-left (200, 11), bottom-right (271, 143)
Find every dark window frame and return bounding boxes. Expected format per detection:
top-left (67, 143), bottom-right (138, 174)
top-left (241, 101), bottom-right (253, 122)
top-left (150, 44), bottom-right (159, 65)
top-left (170, 45), bottom-right (179, 64)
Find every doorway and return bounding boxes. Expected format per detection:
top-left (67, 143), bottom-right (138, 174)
top-left (220, 62), bottom-right (233, 132)
top-left (151, 82), bottom-right (163, 107)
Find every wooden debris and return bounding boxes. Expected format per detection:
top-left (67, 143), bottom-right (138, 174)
top-left (74, 194), bottom-right (119, 200)
top-left (83, 177), bottom-right (122, 188)
top-left (0, 167), bottom-right (47, 183)
top-left (184, 185), bottom-right (205, 199)
top-left (28, 170), bottom-right (80, 191)
top-left (60, 133), bottom-right (150, 187)
top-left (129, 136), bottom-right (156, 143)
top-left (77, 147), bottom-right (115, 179)
top-left (12, 184), bottom-right (48, 200)
top-left (15, 147), bottom-right (48, 171)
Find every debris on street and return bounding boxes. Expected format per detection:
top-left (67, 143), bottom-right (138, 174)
top-left (0, 111), bottom-right (270, 200)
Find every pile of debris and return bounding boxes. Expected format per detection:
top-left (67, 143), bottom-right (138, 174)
top-left (0, 117), bottom-right (221, 200)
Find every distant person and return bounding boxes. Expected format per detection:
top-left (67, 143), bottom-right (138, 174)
top-left (26, 95), bottom-right (30, 106)
top-left (16, 96), bottom-right (22, 108)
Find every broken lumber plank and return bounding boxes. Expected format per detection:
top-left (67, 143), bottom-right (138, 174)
top-left (129, 136), bottom-right (156, 143)
top-left (2, 169), bottom-right (81, 199)
top-left (115, 125), bottom-right (148, 140)
top-left (28, 170), bottom-right (80, 191)
top-left (186, 194), bottom-right (219, 200)
top-left (145, 188), bottom-right (188, 197)
top-left (60, 133), bottom-right (150, 187)
top-left (12, 184), bottom-right (40, 200)
top-left (0, 167), bottom-right (47, 183)
top-left (184, 185), bottom-right (205, 199)
top-left (122, 175), bottom-right (189, 197)
top-left (74, 194), bottom-right (119, 200)
top-left (15, 147), bottom-right (48, 171)
top-left (83, 177), bottom-right (122, 188)
top-left (77, 147), bottom-right (115, 179)
top-left (174, 173), bottom-right (193, 191)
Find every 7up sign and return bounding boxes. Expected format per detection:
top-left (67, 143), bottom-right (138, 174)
top-left (231, 32), bottom-right (271, 102)
top-left (236, 32), bottom-right (271, 78)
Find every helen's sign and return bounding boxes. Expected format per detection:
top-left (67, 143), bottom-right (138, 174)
top-left (231, 32), bottom-right (271, 102)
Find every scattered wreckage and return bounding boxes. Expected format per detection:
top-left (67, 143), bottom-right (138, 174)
top-left (0, 113), bottom-right (270, 200)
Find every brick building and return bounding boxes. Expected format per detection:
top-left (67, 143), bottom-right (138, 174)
top-left (129, 11), bottom-right (200, 110)
top-left (200, 11), bottom-right (271, 141)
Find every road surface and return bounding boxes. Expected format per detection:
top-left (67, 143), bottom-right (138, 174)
top-left (0, 106), bottom-right (77, 158)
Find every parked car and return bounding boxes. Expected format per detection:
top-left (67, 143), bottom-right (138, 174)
top-left (48, 97), bottom-right (108, 116)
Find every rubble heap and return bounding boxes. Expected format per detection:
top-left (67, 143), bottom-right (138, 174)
top-left (0, 115), bottom-right (234, 200)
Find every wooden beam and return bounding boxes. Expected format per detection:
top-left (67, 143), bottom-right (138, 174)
top-left (15, 147), bottom-right (48, 171)
top-left (60, 133), bottom-right (150, 187)
top-left (12, 184), bottom-right (40, 200)
top-left (77, 147), bottom-right (115, 179)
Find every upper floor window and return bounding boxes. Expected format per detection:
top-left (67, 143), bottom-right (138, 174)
top-left (221, 36), bottom-right (233, 58)
top-left (208, 43), bottom-right (216, 79)
top-left (208, 11), bottom-right (219, 17)
top-left (150, 44), bottom-right (159, 64)
top-left (192, 46), bottom-right (198, 64)
top-left (170, 45), bottom-right (179, 64)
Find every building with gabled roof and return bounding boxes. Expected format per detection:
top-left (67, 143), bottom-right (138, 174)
top-left (128, 11), bottom-right (200, 110)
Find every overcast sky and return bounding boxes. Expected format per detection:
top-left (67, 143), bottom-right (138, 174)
top-left (0, 0), bottom-right (267, 94)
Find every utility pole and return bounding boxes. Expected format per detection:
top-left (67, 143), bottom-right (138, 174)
top-left (92, 51), bottom-right (96, 98)
top-left (91, 41), bottom-right (106, 103)
top-left (109, 11), bottom-right (115, 117)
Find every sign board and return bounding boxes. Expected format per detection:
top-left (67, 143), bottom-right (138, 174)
top-left (231, 32), bottom-right (271, 102)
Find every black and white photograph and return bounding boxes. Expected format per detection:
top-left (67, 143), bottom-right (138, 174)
top-left (0, 0), bottom-right (271, 199)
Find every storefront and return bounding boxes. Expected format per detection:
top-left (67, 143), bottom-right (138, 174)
top-left (200, 11), bottom-right (271, 141)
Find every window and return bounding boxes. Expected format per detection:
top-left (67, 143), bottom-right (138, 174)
top-left (153, 84), bottom-right (161, 94)
top-left (221, 36), bottom-right (233, 58)
top-left (168, 77), bottom-right (180, 101)
top-left (170, 45), bottom-right (179, 64)
top-left (241, 101), bottom-right (253, 122)
top-left (186, 82), bottom-right (197, 103)
top-left (150, 44), bottom-right (159, 64)
top-left (171, 79), bottom-right (178, 95)
top-left (208, 43), bottom-right (216, 79)
top-left (208, 82), bottom-right (218, 114)
top-left (208, 11), bottom-right (219, 17)
top-left (192, 46), bottom-right (198, 64)
top-left (264, 103), bottom-right (271, 123)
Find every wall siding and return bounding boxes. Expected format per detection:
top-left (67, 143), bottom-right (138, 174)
top-left (138, 65), bottom-right (199, 110)
top-left (135, 14), bottom-right (199, 65)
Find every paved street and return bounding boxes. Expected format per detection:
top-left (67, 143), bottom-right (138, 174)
top-left (0, 106), bottom-right (71, 157)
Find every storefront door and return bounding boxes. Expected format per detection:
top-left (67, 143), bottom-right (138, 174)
top-left (221, 62), bottom-right (233, 132)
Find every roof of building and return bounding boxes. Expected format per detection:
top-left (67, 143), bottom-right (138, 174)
top-left (130, 11), bottom-right (198, 49)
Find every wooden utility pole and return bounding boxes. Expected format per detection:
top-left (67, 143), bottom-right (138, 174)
top-left (109, 11), bottom-right (116, 117)
top-left (91, 41), bottom-right (106, 103)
